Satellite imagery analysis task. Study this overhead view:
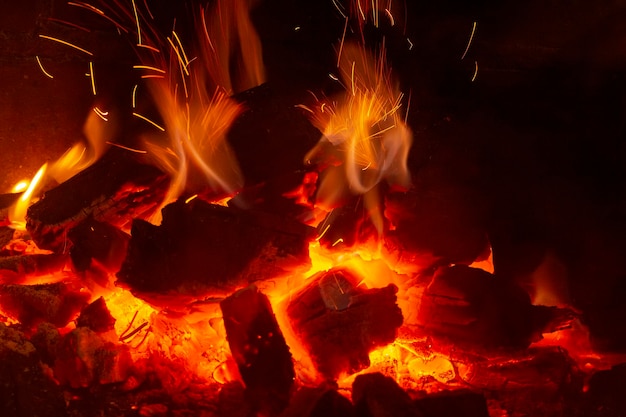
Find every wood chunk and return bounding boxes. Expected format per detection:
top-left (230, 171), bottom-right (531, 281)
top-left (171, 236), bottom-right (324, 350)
top-left (0, 323), bottom-right (67, 417)
top-left (54, 327), bottom-right (133, 388)
top-left (76, 296), bottom-right (116, 333)
top-left (384, 187), bottom-right (489, 265)
top-left (414, 390), bottom-right (489, 417)
top-left (287, 268), bottom-right (403, 379)
top-left (26, 148), bottom-right (168, 251)
top-left (117, 198), bottom-right (314, 297)
top-left (68, 218), bottom-right (130, 272)
top-left (417, 265), bottom-right (576, 349)
top-left (352, 372), bottom-right (423, 417)
top-left (220, 286), bottom-right (295, 416)
top-left (0, 253), bottom-right (67, 283)
top-left (585, 363), bottom-right (626, 417)
top-left (0, 282), bottom-right (89, 329)
top-left (30, 322), bottom-right (61, 366)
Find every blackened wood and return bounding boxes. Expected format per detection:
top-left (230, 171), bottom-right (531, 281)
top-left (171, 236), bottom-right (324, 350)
top-left (117, 198), bottom-right (314, 297)
top-left (68, 218), bottom-right (130, 272)
top-left (54, 327), bottom-right (133, 388)
top-left (352, 372), bottom-right (423, 417)
top-left (76, 296), bottom-right (116, 333)
top-left (220, 286), bottom-right (295, 416)
top-left (26, 147), bottom-right (168, 251)
top-left (0, 253), bottom-right (67, 283)
top-left (0, 281), bottom-right (89, 328)
top-left (385, 186), bottom-right (489, 266)
top-left (0, 192), bottom-right (20, 210)
top-left (417, 265), bottom-right (576, 349)
top-left (287, 268), bottom-right (403, 379)
top-left (0, 323), bottom-right (67, 417)
top-left (0, 226), bottom-right (15, 248)
top-left (585, 363), bottom-right (626, 417)
top-left (414, 390), bottom-right (489, 417)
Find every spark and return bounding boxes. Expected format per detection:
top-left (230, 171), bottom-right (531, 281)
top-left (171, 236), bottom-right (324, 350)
top-left (132, 84), bottom-right (138, 108)
top-left (332, 0), bottom-right (347, 18)
top-left (404, 88), bottom-right (412, 124)
top-left (407, 37), bottom-right (413, 50)
top-left (140, 74), bottom-right (165, 79)
top-left (351, 60), bottom-right (356, 95)
top-left (66, 1), bottom-right (127, 32)
top-left (385, 8), bottom-right (395, 26)
top-left (185, 194), bottom-right (198, 204)
top-left (67, 1), bottom-right (104, 15)
top-left (294, 104), bottom-right (314, 114)
top-left (46, 17), bottom-right (90, 32)
top-left (89, 61), bottom-right (97, 95)
top-left (332, 238), bottom-right (344, 247)
top-left (172, 30), bottom-right (191, 70)
top-left (316, 224), bottom-right (331, 241)
top-left (471, 60), bottom-right (478, 82)
top-left (167, 36), bottom-right (190, 76)
top-left (329, 73), bottom-right (339, 81)
top-left (461, 21), bottom-right (477, 60)
top-left (132, 65), bottom-right (166, 74)
top-left (337, 17), bottom-right (349, 68)
top-left (357, 0), bottom-right (366, 21)
top-left (93, 106), bottom-right (108, 121)
top-left (142, 0), bottom-right (154, 20)
top-left (131, 0), bottom-right (142, 45)
top-left (106, 142), bottom-right (148, 154)
top-left (39, 34), bottom-right (93, 56)
top-left (137, 44), bottom-right (160, 53)
top-left (133, 112), bottom-right (165, 131)
top-left (200, 6), bottom-right (216, 53)
top-left (35, 56), bottom-right (53, 79)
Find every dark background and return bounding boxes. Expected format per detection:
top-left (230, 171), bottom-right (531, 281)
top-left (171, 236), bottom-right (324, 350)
top-left (1, 0), bottom-right (625, 350)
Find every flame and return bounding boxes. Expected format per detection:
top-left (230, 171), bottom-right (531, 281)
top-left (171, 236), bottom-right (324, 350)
top-left (7, 104), bottom-right (113, 229)
top-left (305, 42), bottom-right (412, 235)
top-left (139, 0), bottom-right (266, 209)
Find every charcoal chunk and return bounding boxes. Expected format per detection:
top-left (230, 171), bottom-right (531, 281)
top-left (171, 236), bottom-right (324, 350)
top-left (220, 286), bottom-right (295, 416)
top-left (352, 372), bottom-right (423, 417)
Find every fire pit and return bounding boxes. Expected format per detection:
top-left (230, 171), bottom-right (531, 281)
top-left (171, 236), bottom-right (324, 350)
top-left (1, 1), bottom-right (626, 416)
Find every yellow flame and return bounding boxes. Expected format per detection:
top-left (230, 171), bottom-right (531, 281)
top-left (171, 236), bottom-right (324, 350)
top-left (305, 42), bottom-right (412, 234)
top-left (199, 0), bottom-right (265, 94)
top-left (9, 164), bottom-right (48, 230)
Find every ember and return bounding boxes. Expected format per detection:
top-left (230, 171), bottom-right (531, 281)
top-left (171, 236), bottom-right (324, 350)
top-left (1, 0), bottom-right (626, 416)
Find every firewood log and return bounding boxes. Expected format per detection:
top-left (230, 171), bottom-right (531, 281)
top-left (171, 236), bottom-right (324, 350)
top-left (0, 281), bottom-right (89, 329)
top-left (220, 285), bottom-right (295, 416)
top-left (26, 147), bottom-right (168, 252)
top-left (416, 265), bottom-right (576, 349)
top-left (117, 198), bottom-right (314, 298)
top-left (287, 268), bottom-right (403, 379)
top-left (352, 372), bottom-right (423, 417)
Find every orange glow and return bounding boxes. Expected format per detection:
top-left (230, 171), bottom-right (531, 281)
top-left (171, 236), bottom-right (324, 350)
top-left (305, 42), bottom-right (412, 235)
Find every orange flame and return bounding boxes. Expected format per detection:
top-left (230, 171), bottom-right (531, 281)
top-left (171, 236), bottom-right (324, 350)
top-left (140, 0), bottom-right (266, 209)
top-left (305, 42), bottom-right (412, 234)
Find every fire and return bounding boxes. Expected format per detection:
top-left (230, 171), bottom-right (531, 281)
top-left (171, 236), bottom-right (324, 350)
top-left (305, 42), bottom-right (412, 235)
top-left (138, 0), bottom-right (266, 210)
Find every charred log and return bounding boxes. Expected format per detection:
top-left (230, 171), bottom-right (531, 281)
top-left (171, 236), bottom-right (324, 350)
top-left (68, 218), bottom-right (130, 273)
top-left (220, 285), bottom-right (295, 416)
top-left (0, 323), bottom-right (67, 417)
top-left (352, 372), bottom-right (423, 417)
top-left (416, 265), bottom-right (576, 349)
top-left (0, 281), bottom-right (89, 329)
top-left (53, 327), bottom-right (133, 388)
top-left (26, 148), bottom-right (168, 252)
top-left (76, 296), bottom-right (116, 333)
top-left (287, 268), bottom-right (403, 379)
top-left (0, 253), bottom-right (67, 283)
top-left (117, 198), bottom-right (314, 297)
